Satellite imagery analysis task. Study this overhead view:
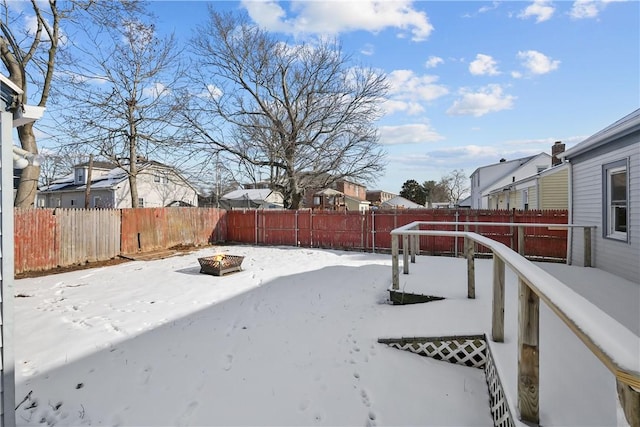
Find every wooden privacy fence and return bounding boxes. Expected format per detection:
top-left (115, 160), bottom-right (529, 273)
top-left (14, 208), bottom-right (227, 274)
top-left (120, 208), bottom-right (227, 254)
top-left (390, 223), bottom-right (639, 426)
top-left (15, 208), bottom-right (120, 274)
top-left (226, 209), bottom-right (570, 261)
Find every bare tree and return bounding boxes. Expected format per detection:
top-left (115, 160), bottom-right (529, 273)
top-left (53, 15), bottom-right (185, 207)
top-left (0, 0), bottom-right (141, 207)
top-left (181, 10), bottom-right (388, 209)
top-left (440, 169), bottom-right (469, 205)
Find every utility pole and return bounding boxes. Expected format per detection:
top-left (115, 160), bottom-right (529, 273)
top-left (84, 154), bottom-right (94, 208)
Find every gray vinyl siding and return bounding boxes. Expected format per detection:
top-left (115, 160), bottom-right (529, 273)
top-left (570, 141), bottom-right (639, 283)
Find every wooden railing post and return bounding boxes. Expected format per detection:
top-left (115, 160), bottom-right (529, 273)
top-left (410, 233), bottom-right (416, 264)
top-left (518, 226), bottom-right (525, 256)
top-left (465, 237), bottom-right (475, 299)
top-left (391, 234), bottom-right (399, 290)
top-left (403, 234), bottom-right (409, 274)
top-left (518, 278), bottom-right (540, 424)
top-left (617, 379), bottom-right (640, 426)
top-left (492, 255), bottom-right (505, 342)
top-left (584, 227), bottom-right (592, 267)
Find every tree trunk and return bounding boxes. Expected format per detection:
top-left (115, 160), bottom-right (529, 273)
top-left (14, 123), bottom-right (40, 208)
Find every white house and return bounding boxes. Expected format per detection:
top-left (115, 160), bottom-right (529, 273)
top-left (380, 195), bottom-right (424, 209)
top-left (559, 109), bottom-right (639, 283)
top-left (469, 155), bottom-right (535, 209)
top-left (470, 153), bottom-right (552, 209)
top-left (221, 188), bottom-right (284, 209)
top-left (38, 160), bottom-right (199, 208)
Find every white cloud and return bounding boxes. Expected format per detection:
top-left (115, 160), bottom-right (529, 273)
top-left (447, 84), bottom-right (516, 117)
top-left (517, 50), bottom-right (560, 74)
top-left (199, 84), bottom-right (223, 100)
top-left (242, 0), bottom-right (434, 41)
top-left (569, 0), bottom-right (621, 19)
top-left (382, 99), bottom-right (424, 116)
top-left (143, 82), bottom-right (170, 99)
top-left (425, 56), bottom-right (444, 69)
top-left (469, 54), bottom-right (500, 76)
top-left (511, 71), bottom-right (523, 79)
top-left (379, 123), bottom-right (444, 145)
top-left (518, 0), bottom-right (555, 23)
top-left (387, 70), bottom-right (449, 102)
top-left (478, 2), bottom-right (500, 14)
top-left (360, 43), bottom-right (375, 56)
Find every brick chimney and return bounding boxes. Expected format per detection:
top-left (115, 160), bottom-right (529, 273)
top-left (551, 141), bottom-right (565, 166)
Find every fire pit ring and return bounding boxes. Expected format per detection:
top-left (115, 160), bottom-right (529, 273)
top-left (198, 254), bottom-right (245, 276)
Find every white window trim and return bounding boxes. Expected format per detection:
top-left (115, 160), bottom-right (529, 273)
top-left (603, 160), bottom-right (628, 242)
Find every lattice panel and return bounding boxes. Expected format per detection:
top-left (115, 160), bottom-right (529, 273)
top-left (484, 345), bottom-right (516, 427)
top-left (385, 337), bottom-right (487, 369)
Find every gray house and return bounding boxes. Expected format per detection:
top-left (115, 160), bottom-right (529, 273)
top-left (560, 109), bottom-right (639, 283)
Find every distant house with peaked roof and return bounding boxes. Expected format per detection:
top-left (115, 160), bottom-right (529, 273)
top-left (37, 160), bottom-right (198, 208)
top-left (380, 195), bottom-right (424, 209)
top-left (220, 188), bottom-right (284, 209)
top-left (470, 153), bottom-right (553, 209)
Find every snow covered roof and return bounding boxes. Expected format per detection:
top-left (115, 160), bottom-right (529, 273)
top-left (221, 188), bottom-right (275, 201)
top-left (381, 196), bottom-right (424, 209)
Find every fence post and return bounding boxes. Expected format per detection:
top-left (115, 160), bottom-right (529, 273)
top-left (391, 234), bottom-right (399, 290)
top-left (465, 236), bottom-right (475, 299)
top-left (403, 234), bottom-right (409, 274)
top-left (518, 226), bottom-right (525, 256)
top-left (371, 210), bottom-right (376, 253)
top-left (518, 278), bottom-right (540, 424)
top-left (584, 227), bottom-right (592, 267)
top-left (492, 255), bottom-right (505, 342)
top-left (617, 379), bottom-right (640, 426)
top-left (410, 228), bottom-right (416, 264)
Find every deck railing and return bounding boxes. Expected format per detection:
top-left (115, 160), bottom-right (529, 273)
top-left (390, 221), bottom-right (639, 426)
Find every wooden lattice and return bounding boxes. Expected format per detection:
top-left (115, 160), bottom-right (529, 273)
top-left (379, 335), bottom-right (516, 427)
top-left (380, 336), bottom-right (487, 369)
top-left (484, 344), bottom-right (516, 427)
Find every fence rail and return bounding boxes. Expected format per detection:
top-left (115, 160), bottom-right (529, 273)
top-left (227, 209), bottom-right (569, 260)
top-left (15, 207), bottom-right (568, 275)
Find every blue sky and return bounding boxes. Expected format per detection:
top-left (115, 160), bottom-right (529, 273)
top-left (152, 0), bottom-right (639, 193)
top-left (17, 0), bottom-right (639, 193)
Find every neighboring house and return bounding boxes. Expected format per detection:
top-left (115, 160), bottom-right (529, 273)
top-left (38, 160), bottom-right (198, 208)
top-left (220, 188), bottom-right (284, 209)
top-left (457, 196), bottom-right (471, 208)
top-left (366, 190), bottom-right (397, 207)
top-left (305, 179), bottom-right (370, 212)
top-left (487, 163), bottom-right (569, 210)
top-left (470, 155), bottom-right (536, 209)
top-left (379, 195), bottom-right (424, 209)
top-left (559, 109), bottom-right (640, 283)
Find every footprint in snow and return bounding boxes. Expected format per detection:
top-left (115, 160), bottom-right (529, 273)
top-left (223, 354), bottom-right (233, 371)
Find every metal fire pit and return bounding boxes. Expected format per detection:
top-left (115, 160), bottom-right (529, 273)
top-left (198, 255), bottom-right (245, 276)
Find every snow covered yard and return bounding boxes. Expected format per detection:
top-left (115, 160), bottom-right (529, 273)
top-left (13, 245), bottom-right (639, 426)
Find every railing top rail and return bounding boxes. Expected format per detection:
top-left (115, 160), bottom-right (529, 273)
top-left (391, 221), bottom-right (594, 234)
top-left (390, 227), bottom-right (639, 389)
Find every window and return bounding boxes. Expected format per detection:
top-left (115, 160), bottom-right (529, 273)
top-left (138, 198), bottom-right (145, 208)
top-left (70, 199), bottom-right (76, 206)
top-left (93, 196), bottom-right (102, 208)
top-left (523, 189), bottom-right (529, 211)
top-left (76, 170), bottom-right (84, 183)
top-left (603, 160), bottom-right (628, 241)
top-left (154, 175), bottom-right (161, 183)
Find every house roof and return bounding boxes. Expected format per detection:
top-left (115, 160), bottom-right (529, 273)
top-left (40, 161), bottom-right (195, 193)
top-left (560, 108), bottom-right (640, 160)
top-left (315, 188), bottom-right (343, 197)
top-left (381, 196), bottom-right (423, 209)
top-left (470, 155), bottom-right (535, 179)
top-left (480, 152), bottom-right (551, 197)
top-left (221, 188), bottom-right (276, 202)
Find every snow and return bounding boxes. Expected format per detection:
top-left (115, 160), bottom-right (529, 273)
top-left (14, 245), bottom-right (640, 426)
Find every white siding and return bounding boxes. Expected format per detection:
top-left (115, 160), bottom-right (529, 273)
top-left (570, 142), bottom-right (640, 283)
